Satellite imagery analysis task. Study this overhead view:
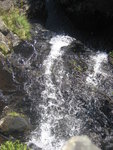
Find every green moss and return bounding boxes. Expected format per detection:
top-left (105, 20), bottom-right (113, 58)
top-left (7, 112), bottom-right (25, 118)
top-left (1, 140), bottom-right (30, 150)
top-left (109, 51), bottom-right (113, 58)
top-left (70, 60), bottom-right (83, 72)
top-left (1, 8), bottom-right (31, 40)
top-left (0, 43), bottom-right (10, 55)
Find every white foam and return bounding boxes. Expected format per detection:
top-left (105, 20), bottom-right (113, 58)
top-left (28, 35), bottom-right (73, 150)
top-left (86, 52), bottom-right (108, 86)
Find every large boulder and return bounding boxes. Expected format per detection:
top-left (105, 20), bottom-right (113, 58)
top-left (0, 113), bottom-right (30, 134)
top-left (62, 136), bottom-right (100, 150)
top-left (55, 0), bottom-right (113, 30)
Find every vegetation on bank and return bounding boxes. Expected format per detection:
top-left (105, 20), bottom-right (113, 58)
top-left (109, 51), bottom-right (113, 57)
top-left (1, 8), bottom-right (31, 40)
top-left (0, 141), bottom-right (30, 150)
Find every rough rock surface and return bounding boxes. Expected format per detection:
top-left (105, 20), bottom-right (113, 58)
top-left (55, 0), bottom-right (113, 29)
top-left (0, 0), bottom-right (13, 11)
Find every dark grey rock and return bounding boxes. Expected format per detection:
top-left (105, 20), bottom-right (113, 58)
top-left (0, 115), bottom-right (30, 134)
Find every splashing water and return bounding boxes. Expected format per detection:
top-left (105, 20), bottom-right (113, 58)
top-left (86, 52), bottom-right (108, 86)
top-left (28, 35), bottom-right (74, 150)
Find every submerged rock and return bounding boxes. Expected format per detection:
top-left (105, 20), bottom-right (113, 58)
top-left (62, 136), bottom-right (100, 150)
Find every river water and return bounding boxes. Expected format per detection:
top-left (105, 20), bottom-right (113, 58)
top-left (27, 33), bottom-right (113, 150)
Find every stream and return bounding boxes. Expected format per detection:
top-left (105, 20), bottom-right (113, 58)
top-left (27, 33), bottom-right (113, 149)
top-left (26, 0), bottom-right (113, 150)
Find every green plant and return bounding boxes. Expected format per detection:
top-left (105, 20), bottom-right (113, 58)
top-left (1, 8), bottom-right (31, 40)
top-left (70, 60), bottom-right (83, 72)
top-left (0, 140), bottom-right (30, 150)
top-left (109, 51), bottom-right (113, 57)
top-left (0, 43), bottom-right (10, 55)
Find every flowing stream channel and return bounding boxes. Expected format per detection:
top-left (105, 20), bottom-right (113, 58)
top-left (29, 35), bottom-right (75, 150)
top-left (27, 0), bottom-right (113, 150)
top-left (28, 33), bottom-right (113, 150)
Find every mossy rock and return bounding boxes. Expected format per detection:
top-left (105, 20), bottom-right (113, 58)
top-left (0, 112), bottom-right (30, 134)
top-left (0, 42), bottom-right (10, 55)
top-left (108, 51), bottom-right (113, 66)
top-left (7, 112), bottom-right (25, 118)
top-left (1, 8), bottom-right (31, 40)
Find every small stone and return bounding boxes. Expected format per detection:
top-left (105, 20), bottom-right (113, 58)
top-left (0, 115), bottom-right (30, 134)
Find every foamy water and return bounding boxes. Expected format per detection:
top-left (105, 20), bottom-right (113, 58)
top-left (28, 35), bottom-right (74, 150)
top-left (86, 52), bottom-right (108, 86)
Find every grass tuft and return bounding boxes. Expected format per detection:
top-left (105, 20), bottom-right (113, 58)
top-left (1, 140), bottom-right (30, 150)
top-left (1, 8), bottom-right (31, 40)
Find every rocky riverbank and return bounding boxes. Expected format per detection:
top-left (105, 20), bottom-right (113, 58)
top-left (0, 0), bottom-right (47, 145)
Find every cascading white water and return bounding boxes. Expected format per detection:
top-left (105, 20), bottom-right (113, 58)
top-left (29, 35), bottom-right (74, 150)
top-left (86, 52), bottom-right (108, 86)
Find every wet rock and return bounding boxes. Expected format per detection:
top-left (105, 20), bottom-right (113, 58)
top-left (0, 60), bottom-right (16, 92)
top-left (29, 143), bottom-right (42, 150)
top-left (0, 113), bottom-right (30, 134)
top-left (62, 40), bottom-right (88, 74)
top-left (66, 40), bottom-right (87, 53)
top-left (14, 41), bottom-right (34, 58)
top-left (62, 136), bottom-right (100, 150)
top-left (55, 0), bottom-right (113, 30)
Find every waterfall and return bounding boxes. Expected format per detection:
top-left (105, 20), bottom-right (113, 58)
top-left (28, 35), bottom-right (74, 150)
